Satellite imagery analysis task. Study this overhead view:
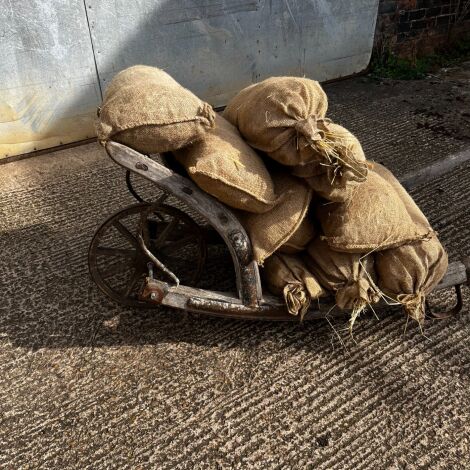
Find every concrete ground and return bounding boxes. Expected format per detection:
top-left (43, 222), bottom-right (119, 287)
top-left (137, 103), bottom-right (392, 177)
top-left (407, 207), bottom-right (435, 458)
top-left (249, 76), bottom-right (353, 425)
top-left (1, 68), bottom-right (469, 469)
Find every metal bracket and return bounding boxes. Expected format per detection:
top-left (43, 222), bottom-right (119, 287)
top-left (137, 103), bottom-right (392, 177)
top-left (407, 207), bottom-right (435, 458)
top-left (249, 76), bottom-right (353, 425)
top-left (426, 284), bottom-right (463, 320)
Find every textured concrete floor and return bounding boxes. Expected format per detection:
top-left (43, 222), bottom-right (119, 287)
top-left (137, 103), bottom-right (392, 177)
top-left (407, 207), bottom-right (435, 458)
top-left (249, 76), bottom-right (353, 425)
top-left (1, 72), bottom-right (469, 469)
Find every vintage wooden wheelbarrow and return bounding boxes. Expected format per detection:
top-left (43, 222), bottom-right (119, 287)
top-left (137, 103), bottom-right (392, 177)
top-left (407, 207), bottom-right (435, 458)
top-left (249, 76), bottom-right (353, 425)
top-left (88, 141), bottom-right (469, 321)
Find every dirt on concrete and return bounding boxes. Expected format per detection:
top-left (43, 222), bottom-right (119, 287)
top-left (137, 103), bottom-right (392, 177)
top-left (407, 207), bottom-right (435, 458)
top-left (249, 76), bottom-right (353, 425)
top-left (0, 69), bottom-right (469, 469)
top-left (413, 62), bottom-right (470, 141)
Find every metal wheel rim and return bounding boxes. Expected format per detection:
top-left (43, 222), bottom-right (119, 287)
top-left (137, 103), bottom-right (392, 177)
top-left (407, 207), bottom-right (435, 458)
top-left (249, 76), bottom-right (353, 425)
top-left (88, 203), bottom-right (207, 308)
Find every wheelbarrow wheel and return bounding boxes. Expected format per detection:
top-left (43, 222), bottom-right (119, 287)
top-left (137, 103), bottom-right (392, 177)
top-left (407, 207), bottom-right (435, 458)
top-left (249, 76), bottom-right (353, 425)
top-left (88, 203), bottom-right (207, 308)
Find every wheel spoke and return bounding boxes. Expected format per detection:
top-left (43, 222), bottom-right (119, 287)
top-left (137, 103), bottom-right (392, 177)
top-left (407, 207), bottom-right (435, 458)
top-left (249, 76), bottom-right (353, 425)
top-left (96, 246), bottom-right (137, 258)
top-left (155, 217), bottom-right (179, 246)
top-left (123, 268), bottom-right (143, 297)
top-left (113, 220), bottom-right (139, 248)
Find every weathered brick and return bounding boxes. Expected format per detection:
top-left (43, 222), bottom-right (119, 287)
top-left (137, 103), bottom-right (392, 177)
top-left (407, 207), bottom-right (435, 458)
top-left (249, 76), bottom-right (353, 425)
top-left (399, 10), bottom-right (410, 21)
top-left (419, 0), bottom-right (448, 7)
top-left (453, 19), bottom-right (470, 34)
top-left (409, 8), bottom-right (426, 19)
top-left (411, 19), bottom-right (428, 28)
top-left (408, 28), bottom-right (422, 36)
top-left (417, 0), bottom-right (434, 7)
top-left (426, 6), bottom-right (442, 16)
top-left (441, 5), bottom-right (451, 15)
top-left (397, 0), bottom-right (418, 9)
top-left (379, 12), bottom-right (395, 27)
top-left (436, 14), bottom-right (452, 25)
top-left (398, 21), bottom-right (412, 31)
top-left (396, 32), bottom-right (409, 42)
top-left (379, 0), bottom-right (398, 14)
top-left (434, 22), bottom-right (450, 33)
top-left (430, 24), bottom-right (451, 36)
top-left (374, 0), bottom-right (470, 59)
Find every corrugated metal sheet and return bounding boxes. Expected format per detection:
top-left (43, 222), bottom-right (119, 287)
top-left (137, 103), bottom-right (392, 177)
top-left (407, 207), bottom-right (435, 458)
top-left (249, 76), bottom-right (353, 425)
top-left (0, 0), bottom-right (379, 158)
top-left (0, 0), bottom-right (101, 159)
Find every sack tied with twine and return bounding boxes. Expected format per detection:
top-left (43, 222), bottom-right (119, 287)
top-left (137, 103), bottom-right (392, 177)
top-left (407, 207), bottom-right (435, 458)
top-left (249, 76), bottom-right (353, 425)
top-left (223, 76), bottom-right (328, 166)
top-left (292, 123), bottom-right (369, 202)
top-left (96, 65), bottom-right (215, 154)
top-left (306, 237), bottom-right (381, 328)
top-left (373, 163), bottom-right (448, 324)
top-left (263, 253), bottom-right (325, 319)
top-left (375, 235), bottom-right (448, 324)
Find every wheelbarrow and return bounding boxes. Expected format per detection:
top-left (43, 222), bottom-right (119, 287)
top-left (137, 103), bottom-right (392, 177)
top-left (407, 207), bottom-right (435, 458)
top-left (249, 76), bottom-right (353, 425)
top-left (88, 141), bottom-right (469, 321)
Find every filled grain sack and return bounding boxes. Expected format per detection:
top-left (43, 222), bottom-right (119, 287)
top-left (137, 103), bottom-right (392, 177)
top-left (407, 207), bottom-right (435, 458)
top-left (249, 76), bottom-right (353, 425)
top-left (223, 77), bottom-right (328, 166)
top-left (278, 217), bottom-right (316, 254)
top-left (263, 253), bottom-right (325, 319)
top-left (239, 174), bottom-right (313, 265)
top-left (372, 163), bottom-right (430, 231)
top-left (96, 65), bottom-right (215, 154)
top-left (373, 163), bottom-right (448, 324)
top-left (223, 78), bottom-right (367, 187)
top-left (292, 123), bottom-right (369, 202)
top-left (375, 236), bottom-right (448, 324)
top-left (306, 238), bottom-right (381, 328)
top-left (317, 170), bottom-right (431, 253)
top-left (174, 115), bottom-right (278, 213)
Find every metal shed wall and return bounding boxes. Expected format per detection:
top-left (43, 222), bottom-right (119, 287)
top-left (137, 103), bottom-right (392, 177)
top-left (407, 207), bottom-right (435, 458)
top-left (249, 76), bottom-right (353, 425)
top-left (0, 0), bottom-right (379, 159)
top-left (0, 0), bottom-right (101, 159)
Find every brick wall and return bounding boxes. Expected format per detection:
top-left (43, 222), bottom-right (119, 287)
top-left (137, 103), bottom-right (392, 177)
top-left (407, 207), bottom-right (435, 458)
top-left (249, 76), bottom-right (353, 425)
top-left (375, 0), bottom-right (470, 58)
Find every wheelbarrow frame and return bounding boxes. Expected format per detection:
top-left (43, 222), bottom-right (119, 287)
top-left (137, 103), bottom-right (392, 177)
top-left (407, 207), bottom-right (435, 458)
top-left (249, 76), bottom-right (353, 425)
top-left (96, 141), bottom-right (469, 321)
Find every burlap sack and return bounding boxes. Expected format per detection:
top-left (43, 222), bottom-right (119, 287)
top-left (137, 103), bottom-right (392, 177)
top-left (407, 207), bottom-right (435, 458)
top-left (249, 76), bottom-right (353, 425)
top-left (375, 235), bottom-right (448, 324)
top-left (306, 238), bottom-right (381, 327)
top-left (317, 170), bottom-right (431, 253)
top-left (102, 65), bottom-right (179, 99)
top-left (223, 77), bottom-right (328, 166)
top-left (239, 174), bottom-right (313, 265)
top-left (96, 65), bottom-right (215, 154)
top-left (174, 115), bottom-right (278, 213)
top-left (292, 123), bottom-right (369, 202)
top-left (373, 163), bottom-right (448, 324)
top-left (372, 163), bottom-right (430, 230)
top-left (263, 253), bottom-right (325, 319)
top-left (279, 217), bottom-right (316, 254)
